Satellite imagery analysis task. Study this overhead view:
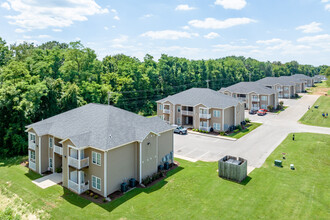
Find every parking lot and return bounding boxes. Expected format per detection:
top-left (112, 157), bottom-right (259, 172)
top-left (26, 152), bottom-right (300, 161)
top-left (174, 94), bottom-right (330, 168)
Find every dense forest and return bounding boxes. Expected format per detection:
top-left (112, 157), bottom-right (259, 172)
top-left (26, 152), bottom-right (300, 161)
top-left (0, 36), bottom-right (329, 157)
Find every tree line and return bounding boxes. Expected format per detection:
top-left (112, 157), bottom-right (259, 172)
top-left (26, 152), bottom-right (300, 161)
top-left (0, 37), bottom-right (329, 157)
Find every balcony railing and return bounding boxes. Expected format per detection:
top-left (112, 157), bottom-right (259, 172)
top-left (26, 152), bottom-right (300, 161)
top-left (29, 141), bottom-right (36, 151)
top-left (29, 161), bottom-right (36, 171)
top-left (252, 98), bottom-right (260, 102)
top-left (163, 109), bottom-right (170, 114)
top-left (277, 88), bottom-right (283, 91)
top-left (54, 145), bottom-right (63, 155)
top-left (68, 157), bottom-right (89, 169)
top-left (199, 126), bottom-right (211, 132)
top-left (181, 110), bottom-right (194, 116)
top-left (68, 180), bottom-right (89, 194)
top-left (199, 113), bottom-right (211, 119)
top-left (237, 97), bottom-right (246, 101)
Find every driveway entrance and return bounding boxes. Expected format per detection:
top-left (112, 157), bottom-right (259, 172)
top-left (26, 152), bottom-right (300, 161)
top-left (32, 173), bottom-right (62, 189)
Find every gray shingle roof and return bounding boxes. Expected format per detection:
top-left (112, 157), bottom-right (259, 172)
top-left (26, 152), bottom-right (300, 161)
top-left (157, 88), bottom-right (241, 109)
top-left (219, 82), bottom-right (276, 95)
top-left (26, 104), bottom-right (172, 150)
top-left (256, 77), bottom-right (295, 86)
top-left (289, 74), bottom-right (313, 80)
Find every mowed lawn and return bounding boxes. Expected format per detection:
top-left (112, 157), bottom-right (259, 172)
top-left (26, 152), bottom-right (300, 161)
top-left (0, 133), bottom-right (329, 219)
top-left (299, 96), bottom-right (330, 127)
top-left (227, 122), bottom-right (262, 139)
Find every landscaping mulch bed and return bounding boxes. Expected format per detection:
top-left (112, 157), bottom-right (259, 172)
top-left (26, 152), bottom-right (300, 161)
top-left (80, 191), bottom-right (108, 204)
top-left (20, 160), bottom-right (28, 167)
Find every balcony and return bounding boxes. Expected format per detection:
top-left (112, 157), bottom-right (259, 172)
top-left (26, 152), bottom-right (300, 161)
top-left (68, 180), bottom-right (89, 194)
top-left (29, 141), bottom-right (36, 151)
top-left (29, 161), bottom-right (36, 171)
top-left (277, 88), bottom-right (283, 92)
top-left (181, 110), bottom-right (194, 116)
top-left (199, 126), bottom-right (211, 132)
top-left (199, 113), bottom-right (211, 119)
top-left (237, 97), bottom-right (246, 101)
top-left (163, 109), bottom-right (170, 114)
top-left (68, 157), bottom-right (89, 169)
top-left (252, 98), bottom-right (260, 102)
top-left (54, 145), bottom-right (63, 156)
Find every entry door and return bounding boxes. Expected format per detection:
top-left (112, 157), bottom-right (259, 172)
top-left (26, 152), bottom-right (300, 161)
top-left (70, 170), bottom-right (78, 183)
top-left (186, 117), bottom-right (189, 124)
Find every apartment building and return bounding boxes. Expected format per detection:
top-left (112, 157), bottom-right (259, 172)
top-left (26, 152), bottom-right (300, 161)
top-left (26, 103), bottom-right (174, 197)
top-left (219, 82), bottom-right (278, 111)
top-left (278, 76), bottom-right (305, 93)
top-left (156, 88), bottom-right (245, 132)
top-left (256, 77), bottom-right (296, 98)
top-left (290, 74), bottom-right (314, 87)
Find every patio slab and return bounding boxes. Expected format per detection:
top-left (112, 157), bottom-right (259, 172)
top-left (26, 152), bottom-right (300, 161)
top-left (32, 173), bottom-right (62, 189)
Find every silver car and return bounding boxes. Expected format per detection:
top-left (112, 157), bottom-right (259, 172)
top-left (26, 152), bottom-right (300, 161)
top-left (173, 126), bottom-right (187, 135)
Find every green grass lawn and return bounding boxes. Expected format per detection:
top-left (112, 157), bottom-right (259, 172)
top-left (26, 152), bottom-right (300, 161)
top-left (272, 106), bottom-right (288, 114)
top-left (0, 133), bottom-right (329, 219)
top-left (227, 122), bottom-right (262, 139)
top-left (299, 96), bottom-right (330, 127)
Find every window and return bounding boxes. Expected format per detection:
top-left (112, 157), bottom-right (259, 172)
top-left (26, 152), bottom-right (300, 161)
top-left (29, 133), bottom-right (36, 143)
top-left (49, 137), bottom-right (53, 148)
top-left (159, 104), bottom-right (163, 110)
top-left (284, 87), bottom-right (289, 91)
top-left (233, 94), bottom-right (236, 98)
top-left (49, 158), bottom-right (53, 168)
top-left (261, 96), bottom-right (267, 101)
top-left (30, 151), bottom-right (35, 162)
top-left (261, 105), bottom-right (267, 109)
top-left (213, 123), bottom-right (221, 131)
top-left (177, 118), bottom-right (181, 124)
top-left (159, 115), bottom-right (164, 120)
top-left (92, 176), bottom-right (101, 191)
top-left (177, 106), bottom-right (181, 112)
top-left (213, 110), bottom-right (220, 117)
top-left (92, 152), bottom-right (101, 166)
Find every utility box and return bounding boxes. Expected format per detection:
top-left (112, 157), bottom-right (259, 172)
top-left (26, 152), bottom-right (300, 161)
top-left (218, 156), bottom-right (247, 183)
top-left (274, 160), bottom-right (282, 167)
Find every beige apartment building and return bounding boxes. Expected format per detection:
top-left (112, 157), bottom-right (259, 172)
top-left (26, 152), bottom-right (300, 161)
top-left (156, 88), bottom-right (245, 132)
top-left (26, 103), bottom-right (173, 197)
top-left (256, 77), bottom-right (296, 98)
top-left (219, 82), bottom-right (278, 111)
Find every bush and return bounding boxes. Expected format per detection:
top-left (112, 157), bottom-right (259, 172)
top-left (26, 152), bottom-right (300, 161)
top-left (234, 129), bottom-right (239, 133)
top-left (103, 198), bottom-right (107, 203)
top-left (94, 195), bottom-right (99, 199)
top-left (220, 131), bottom-right (225, 136)
top-left (0, 207), bottom-right (20, 220)
top-left (55, 167), bottom-right (62, 173)
top-left (245, 118), bottom-right (251, 123)
top-left (267, 105), bottom-right (274, 112)
top-left (142, 176), bottom-right (152, 186)
top-left (90, 192), bottom-right (94, 197)
top-left (237, 125), bottom-right (242, 131)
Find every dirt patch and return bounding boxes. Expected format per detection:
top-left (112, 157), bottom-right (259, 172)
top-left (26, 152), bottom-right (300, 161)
top-left (20, 160), bottom-right (28, 167)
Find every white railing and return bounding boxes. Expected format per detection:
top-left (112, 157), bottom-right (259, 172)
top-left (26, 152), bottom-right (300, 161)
top-left (199, 126), bottom-right (211, 132)
top-left (29, 141), bottom-right (36, 151)
top-left (277, 88), bottom-right (283, 91)
top-left (68, 157), bottom-right (89, 169)
top-left (181, 110), bottom-right (194, 116)
top-left (199, 113), bottom-right (211, 119)
top-left (29, 161), bottom-right (36, 171)
top-left (252, 98), bottom-right (260, 102)
top-left (54, 145), bottom-right (63, 155)
top-left (68, 180), bottom-right (89, 194)
top-left (163, 109), bottom-right (170, 114)
top-left (237, 97), bottom-right (246, 101)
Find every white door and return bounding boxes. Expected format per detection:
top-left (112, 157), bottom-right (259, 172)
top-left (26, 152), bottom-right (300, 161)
top-left (70, 148), bottom-right (78, 159)
top-left (70, 170), bottom-right (78, 183)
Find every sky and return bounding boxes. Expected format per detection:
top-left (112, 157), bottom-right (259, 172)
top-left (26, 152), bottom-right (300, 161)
top-left (0, 0), bottom-right (329, 66)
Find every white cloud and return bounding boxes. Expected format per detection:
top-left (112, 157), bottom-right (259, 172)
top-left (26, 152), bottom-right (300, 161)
top-left (256, 38), bottom-right (290, 45)
top-left (4, 0), bottom-right (109, 30)
top-left (141, 14), bottom-right (153, 19)
top-left (214, 0), bottom-right (247, 10)
top-left (111, 9), bottom-right (118, 14)
top-left (213, 44), bottom-right (257, 51)
top-left (38, 34), bottom-right (51, 38)
top-left (141, 30), bottom-right (199, 40)
top-left (182, 25), bottom-right (190, 30)
top-left (52, 28), bottom-right (62, 32)
top-left (1, 2), bottom-right (10, 10)
top-left (113, 15), bottom-right (120, 20)
top-left (189, 17), bottom-right (256, 29)
top-left (204, 32), bottom-right (220, 39)
top-left (297, 34), bottom-right (330, 43)
top-left (112, 25), bottom-right (116, 28)
top-left (321, 0), bottom-right (330, 3)
top-left (326, 4), bottom-right (330, 11)
top-left (112, 35), bottom-right (128, 44)
top-left (104, 26), bottom-right (109, 30)
top-left (175, 4), bottom-right (196, 11)
top-left (296, 22), bottom-right (322, 33)
top-left (14, 28), bottom-right (26, 33)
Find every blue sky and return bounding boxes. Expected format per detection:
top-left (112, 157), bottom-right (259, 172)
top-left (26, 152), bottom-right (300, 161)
top-left (0, 0), bottom-right (329, 66)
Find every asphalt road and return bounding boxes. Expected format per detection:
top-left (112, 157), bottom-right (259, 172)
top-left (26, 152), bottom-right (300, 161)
top-left (174, 94), bottom-right (330, 168)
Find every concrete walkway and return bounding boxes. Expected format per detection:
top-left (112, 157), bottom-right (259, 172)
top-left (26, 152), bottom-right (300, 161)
top-left (32, 173), bottom-right (62, 189)
top-left (174, 94), bottom-right (330, 168)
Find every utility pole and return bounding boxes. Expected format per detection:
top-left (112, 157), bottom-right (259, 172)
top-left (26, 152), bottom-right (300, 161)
top-left (206, 80), bottom-right (210, 89)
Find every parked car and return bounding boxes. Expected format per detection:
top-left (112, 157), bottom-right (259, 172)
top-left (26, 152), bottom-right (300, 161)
top-left (249, 110), bottom-right (257, 115)
top-left (257, 109), bottom-right (267, 116)
top-left (173, 126), bottom-right (187, 135)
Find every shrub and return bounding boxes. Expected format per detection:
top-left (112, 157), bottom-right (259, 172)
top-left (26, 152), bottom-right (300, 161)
top-left (103, 198), bottom-right (107, 203)
top-left (55, 167), bottom-right (62, 173)
top-left (94, 195), bottom-right (99, 199)
top-left (206, 131), bottom-right (209, 133)
top-left (85, 190), bottom-right (90, 195)
top-left (220, 131), bottom-right (225, 136)
top-left (245, 118), bottom-right (251, 123)
top-left (267, 105), bottom-right (274, 112)
top-left (142, 176), bottom-right (152, 186)
top-left (234, 129), bottom-right (239, 133)
top-left (237, 125), bottom-right (242, 131)
top-left (90, 192), bottom-right (94, 197)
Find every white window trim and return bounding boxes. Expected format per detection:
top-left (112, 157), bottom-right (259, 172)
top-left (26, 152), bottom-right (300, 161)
top-left (213, 123), bottom-right (221, 131)
top-left (159, 104), bottom-right (163, 110)
top-left (92, 151), bottom-right (101, 166)
top-left (29, 133), bottom-right (36, 143)
top-left (49, 137), bottom-right (53, 148)
top-left (92, 175), bottom-right (101, 191)
top-left (213, 110), bottom-right (220, 118)
top-left (30, 150), bottom-right (36, 162)
top-left (49, 158), bottom-right (53, 168)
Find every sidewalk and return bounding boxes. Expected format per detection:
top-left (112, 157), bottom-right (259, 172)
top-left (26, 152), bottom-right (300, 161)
top-left (188, 130), bottom-right (237, 141)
